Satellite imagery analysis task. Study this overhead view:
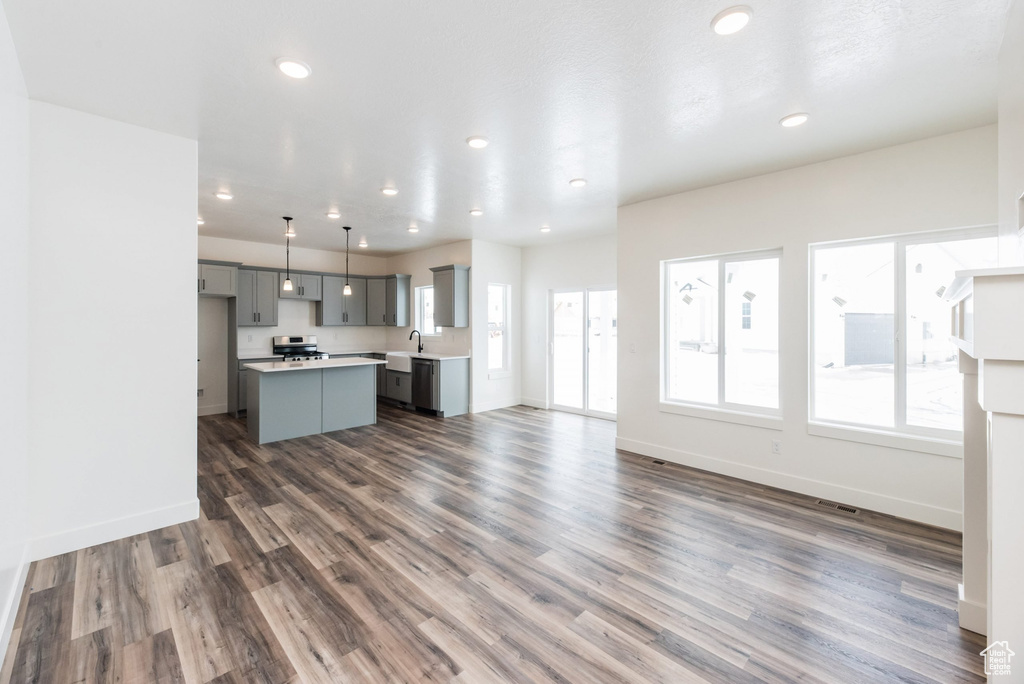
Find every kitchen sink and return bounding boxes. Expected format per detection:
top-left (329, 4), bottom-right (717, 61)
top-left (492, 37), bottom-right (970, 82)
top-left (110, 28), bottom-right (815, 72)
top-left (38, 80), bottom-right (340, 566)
top-left (385, 352), bottom-right (414, 372)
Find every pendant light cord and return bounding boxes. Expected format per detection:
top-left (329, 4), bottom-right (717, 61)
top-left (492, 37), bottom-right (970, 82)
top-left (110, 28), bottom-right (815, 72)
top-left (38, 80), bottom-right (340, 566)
top-left (344, 226), bottom-right (351, 286)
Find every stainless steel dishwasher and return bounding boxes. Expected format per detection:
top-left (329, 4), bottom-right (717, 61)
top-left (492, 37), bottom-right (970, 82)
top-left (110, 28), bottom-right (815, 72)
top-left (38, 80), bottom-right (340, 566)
top-left (411, 358), bottom-right (436, 411)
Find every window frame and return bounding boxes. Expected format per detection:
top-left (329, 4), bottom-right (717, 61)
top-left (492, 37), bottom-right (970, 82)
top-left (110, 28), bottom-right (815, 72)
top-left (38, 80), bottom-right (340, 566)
top-left (808, 225), bottom-right (998, 444)
top-left (415, 285), bottom-right (441, 337)
top-left (661, 247), bottom-right (783, 420)
top-left (487, 283), bottom-right (511, 376)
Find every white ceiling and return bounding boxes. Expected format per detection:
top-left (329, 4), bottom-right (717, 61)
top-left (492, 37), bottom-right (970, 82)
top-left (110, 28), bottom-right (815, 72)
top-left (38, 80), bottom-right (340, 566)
top-left (5, 0), bottom-right (1008, 255)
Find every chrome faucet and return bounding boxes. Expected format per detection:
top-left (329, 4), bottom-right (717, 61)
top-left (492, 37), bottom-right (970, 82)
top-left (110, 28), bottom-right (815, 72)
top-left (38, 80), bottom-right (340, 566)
top-left (409, 329), bottom-right (424, 353)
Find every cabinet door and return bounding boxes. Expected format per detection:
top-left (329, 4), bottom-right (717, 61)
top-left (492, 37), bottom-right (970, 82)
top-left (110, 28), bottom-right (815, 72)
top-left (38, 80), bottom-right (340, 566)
top-left (318, 275), bottom-right (345, 326)
top-left (393, 275), bottom-right (410, 327)
top-left (237, 270), bottom-right (258, 326)
top-left (385, 277), bottom-right (397, 326)
top-left (278, 272), bottom-right (300, 299)
top-left (200, 264), bottom-right (236, 296)
top-left (367, 279), bottom-right (387, 326)
top-left (377, 362), bottom-right (387, 395)
top-left (238, 370), bottom-right (248, 411)
top-left (255, 271), bottom-right (279, 326)
top-left (300, 274), bottom-right (322, 301)
top-left (433, 269), bottom-right (454, 327)
top-left (386, 371), bottom-right (412, 403)
top-left (344, 277), bottom-right (367, 325)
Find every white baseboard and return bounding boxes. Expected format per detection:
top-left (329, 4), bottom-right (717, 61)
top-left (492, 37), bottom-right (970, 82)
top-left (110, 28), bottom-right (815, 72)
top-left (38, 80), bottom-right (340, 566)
top-left (0, 546), bottom-right (29, 670)
top-left (615, 437), bottom-right (962, 531)
top-left (471, 397), bottom-right (521, 414)
top-left (957, 586), bottom-right (987, 635)
top-left (198, 403), bottom-right (227, 417)
top-left (520, 397), bottom-right (549, 409)
top-left (29, 498), bottom-right (200, 562)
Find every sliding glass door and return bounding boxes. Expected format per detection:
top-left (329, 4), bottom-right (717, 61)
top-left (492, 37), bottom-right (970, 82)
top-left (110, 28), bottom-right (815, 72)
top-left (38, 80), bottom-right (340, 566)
top-left (550, 289), bottom-right (617, 418)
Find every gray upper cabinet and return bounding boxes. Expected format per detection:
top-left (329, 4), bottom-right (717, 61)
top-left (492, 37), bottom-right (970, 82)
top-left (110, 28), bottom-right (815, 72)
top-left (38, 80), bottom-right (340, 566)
top-left (238, 269), bottom-right (279, 326)
top-left (198, 263), bottom-right (237, 297)
top-left (318, 275), bottom-right (367, 326)
top-left (279, 273), bottom-right (322, 301)
top-left (367, 277), bottom-right (387, 326)
top-left (431, 265), bottom-right (469, 327)
top-left (386, 274), bottom-right (411, 327)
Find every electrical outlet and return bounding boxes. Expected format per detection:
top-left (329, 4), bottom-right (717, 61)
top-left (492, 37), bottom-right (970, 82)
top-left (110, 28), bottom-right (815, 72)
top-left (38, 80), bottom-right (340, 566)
top-left (197, 389), bottom-right (204, 397)
top-left (771, 439), bottom-right (782, 455)
top-left (630, 343), bottom-right (636, 353)
top-left (247, 334), bottom-right (253, 342)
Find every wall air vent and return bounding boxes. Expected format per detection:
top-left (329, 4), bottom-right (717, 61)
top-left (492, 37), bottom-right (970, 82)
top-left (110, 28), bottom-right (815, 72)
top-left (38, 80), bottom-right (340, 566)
top-left (815, 499), bottom-right (859, 514)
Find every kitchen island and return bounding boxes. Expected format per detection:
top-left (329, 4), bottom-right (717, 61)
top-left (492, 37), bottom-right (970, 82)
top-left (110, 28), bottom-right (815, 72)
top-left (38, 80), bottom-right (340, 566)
top-left (243, 357), bottom-right (385, 444)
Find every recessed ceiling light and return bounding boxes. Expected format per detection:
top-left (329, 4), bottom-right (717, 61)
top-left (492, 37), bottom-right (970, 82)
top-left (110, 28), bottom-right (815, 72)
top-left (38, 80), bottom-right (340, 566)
top-left (358, 240), bottom-right (368, 248)
top-left (326, 211), bottom-right (341, 219)
top-left (469, 209), bottom-right (483, 216)
top-left (381, 187), bottom-right (398, 196)
top-left (466, 136), bottom-right (489, 149)
top-left (540, 226), bottom-right (551, 233)
top-left (408, 226), bottom-right (420, 233)
top-left (780, 112), bottom-right (810, 127)
top-left (215, 192), bottom-right (233, 200)
top-left (276, 58), bottom-right (311, 79)
top-left (197, 218), bottom-right (205, 225)
top-left (711, 6), bottom-right (752, 35)
top-left (569, 178), bottom-right (587, 188)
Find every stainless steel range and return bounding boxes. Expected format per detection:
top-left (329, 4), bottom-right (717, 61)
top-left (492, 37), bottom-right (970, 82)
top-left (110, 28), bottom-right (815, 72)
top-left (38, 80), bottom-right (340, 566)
top-left (273, 335), bottom-right (329, 361)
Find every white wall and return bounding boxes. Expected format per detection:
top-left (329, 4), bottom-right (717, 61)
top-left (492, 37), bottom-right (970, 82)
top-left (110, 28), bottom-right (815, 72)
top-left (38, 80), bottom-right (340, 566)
top-left (470, 240), bottom-right (522, 413)
top-left (1000, 0), bottom-right (1024, 266)
top-left (618, 126), bottom-right (998, 530)
top-left (520, 234), bottom-right (617, 408)
top-left (385, 240), bottom-right (473, 356)
top-left (29, 102), bottom-right (199, 558)
top-left (0, 0), bottom-right (30, 660)
top-left (198, 297), bottom-right (229, 415)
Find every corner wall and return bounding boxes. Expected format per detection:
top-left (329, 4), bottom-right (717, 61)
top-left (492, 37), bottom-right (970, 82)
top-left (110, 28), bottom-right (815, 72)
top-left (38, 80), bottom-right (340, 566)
top-left (617, 126), bottom-right (998, 530)
top-left (28, 102), bottom-right (200, 559)
top-left (1000, 0), bottom-right (1024, 266)
top-left (0, 0), bottom-right (30, 661)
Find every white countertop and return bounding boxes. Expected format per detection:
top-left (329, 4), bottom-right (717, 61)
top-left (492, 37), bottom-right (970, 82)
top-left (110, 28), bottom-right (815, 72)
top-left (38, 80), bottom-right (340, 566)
top-left (238, 349), bottom-right (470, 362)
top-left (243, 357), bottom-right (385, 373)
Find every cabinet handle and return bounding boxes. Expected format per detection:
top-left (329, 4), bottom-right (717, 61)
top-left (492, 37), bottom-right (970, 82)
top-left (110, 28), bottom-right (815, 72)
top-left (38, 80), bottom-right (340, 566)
top-left (253, 312), bottom-right (257, 322)
top-left (258, 312), bottom-right (261, 322)
top-left (202, 279), bottom-right (206, 290)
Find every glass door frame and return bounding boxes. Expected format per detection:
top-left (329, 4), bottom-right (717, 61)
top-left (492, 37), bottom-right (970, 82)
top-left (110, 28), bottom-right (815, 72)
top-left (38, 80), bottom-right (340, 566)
top-left (548, 286), bottom-right (617, 420)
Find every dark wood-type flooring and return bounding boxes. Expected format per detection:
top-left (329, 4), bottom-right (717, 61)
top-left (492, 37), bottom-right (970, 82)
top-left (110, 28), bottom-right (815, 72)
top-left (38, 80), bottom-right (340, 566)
top-left (1, 404), bottom-right (985, 683)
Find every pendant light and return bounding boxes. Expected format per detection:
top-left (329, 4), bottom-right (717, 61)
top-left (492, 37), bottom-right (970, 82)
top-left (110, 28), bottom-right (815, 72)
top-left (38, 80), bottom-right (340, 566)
top-left (282, 216), bottom-right (295, 292)
top-left (343, 226), bottom-right (352, 296)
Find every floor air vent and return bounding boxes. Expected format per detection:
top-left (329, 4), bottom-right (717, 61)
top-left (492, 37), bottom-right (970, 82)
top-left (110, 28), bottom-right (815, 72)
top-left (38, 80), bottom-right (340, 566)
top-left (816, 499), bottom-right (859, 514)
top-left (652, 460), bottom-right (666, 465)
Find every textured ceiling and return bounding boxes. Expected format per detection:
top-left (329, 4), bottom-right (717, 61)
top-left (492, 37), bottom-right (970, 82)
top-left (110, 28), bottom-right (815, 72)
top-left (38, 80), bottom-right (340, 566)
top-left (5, 0), bottom-right (1008, 254)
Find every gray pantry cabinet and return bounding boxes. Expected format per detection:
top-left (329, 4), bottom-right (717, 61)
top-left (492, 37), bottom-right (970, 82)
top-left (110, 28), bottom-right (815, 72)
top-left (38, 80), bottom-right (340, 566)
top-left (318, 275), bottom-right (367, 326)
top-left (198, 263), bottom-right (237, 297)
top-left (430, 265), bottom-right (469, 328)
top-left (278, 273), bottom-right (322, 301)
top-left (237, 269), bottom-right (279, 326)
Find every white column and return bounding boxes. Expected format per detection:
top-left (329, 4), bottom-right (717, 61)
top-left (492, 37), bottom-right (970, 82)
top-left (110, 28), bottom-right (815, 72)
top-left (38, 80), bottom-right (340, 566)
top-left (958, 351), bottom-right (987, 634)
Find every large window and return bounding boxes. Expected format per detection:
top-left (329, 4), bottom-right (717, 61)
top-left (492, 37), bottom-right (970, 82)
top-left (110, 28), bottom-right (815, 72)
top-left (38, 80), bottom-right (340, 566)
top-left (811, 229), bottom-right (998, 436)
top-left (416, 286), bottom-right (440, 336)
top-left (663, 250), bottom-right (780, 413)
top-left (488, 283), bottom-right (509, 372)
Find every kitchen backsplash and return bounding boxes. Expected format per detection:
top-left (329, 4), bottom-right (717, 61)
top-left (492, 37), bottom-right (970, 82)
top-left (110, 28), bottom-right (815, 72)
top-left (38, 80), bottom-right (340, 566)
top-left (236, 299), bottom-right (388, 355)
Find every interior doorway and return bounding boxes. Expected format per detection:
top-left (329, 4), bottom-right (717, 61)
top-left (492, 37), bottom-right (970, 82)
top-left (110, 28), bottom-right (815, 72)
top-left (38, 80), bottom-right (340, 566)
top-left (550, 288), bottom-right (617, 418)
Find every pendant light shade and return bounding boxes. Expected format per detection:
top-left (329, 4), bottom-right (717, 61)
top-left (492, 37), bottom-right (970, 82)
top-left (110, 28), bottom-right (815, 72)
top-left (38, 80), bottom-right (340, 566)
top-left (343, 226), bottom-right (352, 296)
top-left (282, 217), bottom-right (294, 291)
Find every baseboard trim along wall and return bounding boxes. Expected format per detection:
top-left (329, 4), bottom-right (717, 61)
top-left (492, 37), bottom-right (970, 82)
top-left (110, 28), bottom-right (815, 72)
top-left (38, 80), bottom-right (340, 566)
top-left (0, 548), bottom-right (30, 673)
top-left (471, 398), bottom-right (521, 414)
top-left (28, 497), bottom-right (200, 563)
top-left (615, 437), bottom-right (962, 531)
top-left (519, 397), bottom-right (549, 409)
top-left (198, 403), bottom-right (227, 417)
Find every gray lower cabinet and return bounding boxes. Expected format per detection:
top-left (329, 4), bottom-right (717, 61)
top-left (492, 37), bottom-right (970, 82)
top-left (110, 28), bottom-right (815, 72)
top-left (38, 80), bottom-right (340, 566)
top-left (431, 265), bottom-right (470, 327)
top-left (198, 263), bottom-right (237, 296)
top-left (236, 357), bottom-right (279, 412)
top-left (237, 270), bottom-right (279, 326)
top-left (385, 370), bottom-right (412, 404)
top-left (367, 278), bottom-right (387, 326)
top-left (410, 357), bottom-right (470, 417)
top-left (279, 273), bottom-right (322, 301)
top-left (318, 275), bottom-right (367, 325)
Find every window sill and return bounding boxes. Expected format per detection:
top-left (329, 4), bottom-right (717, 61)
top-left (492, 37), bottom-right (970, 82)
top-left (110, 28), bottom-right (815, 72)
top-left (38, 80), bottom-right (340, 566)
top-left (488, 370), bottom-right (512, 380)
top-left (659, 401), bottom-right (783, 430)
top-left (807, 421), bottom-right (962, 458)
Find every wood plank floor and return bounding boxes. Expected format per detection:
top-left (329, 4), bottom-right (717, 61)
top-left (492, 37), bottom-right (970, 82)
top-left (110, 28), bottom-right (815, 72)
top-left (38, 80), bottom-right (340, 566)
top-left (2, 404), bottom-right (986, 683)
